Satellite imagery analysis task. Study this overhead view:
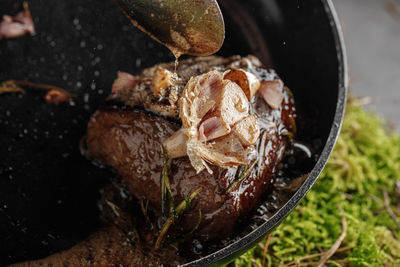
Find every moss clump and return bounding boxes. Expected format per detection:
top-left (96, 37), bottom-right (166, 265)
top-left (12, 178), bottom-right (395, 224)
top-left (232, 102), bottom-right (400, 266)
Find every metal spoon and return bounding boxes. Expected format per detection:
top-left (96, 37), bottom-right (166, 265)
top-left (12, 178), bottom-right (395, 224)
top-left (115, 0), bottom-right (225, 56)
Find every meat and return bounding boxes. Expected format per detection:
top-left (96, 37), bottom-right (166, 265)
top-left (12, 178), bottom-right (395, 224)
top-left (12, 226), bottom-right (170, 267)
top-left (108, 56), bottom-right (242, 119)
top-left (87, 55), bottom-right (296, 243)
top-left (111, 71), bottom-right (142, 94)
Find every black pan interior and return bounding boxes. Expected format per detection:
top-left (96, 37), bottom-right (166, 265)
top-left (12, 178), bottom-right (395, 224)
top-left (0, 0), bottom-right (344, 265)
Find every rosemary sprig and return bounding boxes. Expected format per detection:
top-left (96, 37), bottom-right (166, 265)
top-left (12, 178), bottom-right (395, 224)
top-left (139, 197), bottom-right (151, 224)
top-left (189, 209), bottom-right (202, 235)
top-left (165, 173), bottom-right (175, 217)
top-left (226, 160), bottom-right (258, 193)
top-left (235, 165), bottom-right (246, 179)
top-left (154, 188), bottom-right (201, 250)
top-left (160, 145), bottom-right (172, 217)
top-left (171, 209), bottom-right (203, 248)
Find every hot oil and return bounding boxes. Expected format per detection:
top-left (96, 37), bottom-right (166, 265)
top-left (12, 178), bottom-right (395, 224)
top-left (170, 49), bottom-right (182, 76)
top-left (173, 52), bottom-right (181, 74)
top-left (167, 49), bottom-right (182, 88)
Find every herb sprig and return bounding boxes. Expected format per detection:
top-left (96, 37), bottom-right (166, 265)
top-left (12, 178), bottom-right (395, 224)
top-left (157, 145), bottom-right (201, 250)
top-left (155, 188), bottom-right (201, 250)
top-left (160, 145), bottom-right (173, 217)
top-left (226, 160), bottom-right (258, 193)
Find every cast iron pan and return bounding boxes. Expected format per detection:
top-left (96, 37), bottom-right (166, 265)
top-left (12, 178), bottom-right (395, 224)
top-left (0, 0), bottom-right (347, 265)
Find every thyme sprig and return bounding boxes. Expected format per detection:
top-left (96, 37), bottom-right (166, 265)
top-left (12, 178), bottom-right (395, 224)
top-left (226, 160), bottom-right (258, 193)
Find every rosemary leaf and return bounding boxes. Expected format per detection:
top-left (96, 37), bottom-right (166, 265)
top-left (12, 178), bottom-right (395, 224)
top-left (189, 209), bottom-right (202, 235)
top-left (160, 145), bottom-right (172, 217)
top-left (226, 160), bottom-right (258, 193)
top-left (184, 197), bottom-right (191, 213)
top-left (167, 188), bottom-right (176, 216)
top-left (154, 216), bottom-right (175, 251)
top-left (175, 188), bottom-right (201, 215)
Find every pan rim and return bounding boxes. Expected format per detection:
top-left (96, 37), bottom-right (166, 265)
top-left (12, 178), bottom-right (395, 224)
top-left (182, 0), bottom-right (348, 265)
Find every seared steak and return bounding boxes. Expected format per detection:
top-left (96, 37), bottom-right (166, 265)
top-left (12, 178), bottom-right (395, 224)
top-left (86, 55), bottom-right (296, 242)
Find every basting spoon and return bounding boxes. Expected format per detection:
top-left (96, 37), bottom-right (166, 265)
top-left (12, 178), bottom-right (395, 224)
top-left (114, 0), bottom-right (225, 57)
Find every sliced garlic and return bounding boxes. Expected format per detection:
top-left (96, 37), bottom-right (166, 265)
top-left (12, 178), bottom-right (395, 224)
top-left (224, 69), bottom-right (260, 100)
top-left (217, 80), bottom-right (249, 125)
top-left (163, 128), bottom-right (188, 159)
top-left (198, 116), bottom-right (231, 142)
top-left (233, 115), bottom-right (260, 146)
top-left (259, 79), bottom-right (284, 110)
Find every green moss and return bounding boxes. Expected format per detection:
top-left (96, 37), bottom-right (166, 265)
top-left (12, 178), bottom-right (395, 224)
top-left (232, 103), bottom-right (400, 267)
top-left (348, 230), bottom-right (386, 267)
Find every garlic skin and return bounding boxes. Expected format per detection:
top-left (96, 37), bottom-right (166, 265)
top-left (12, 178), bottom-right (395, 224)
top-left (151, 68), bottom-right (176, 97)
